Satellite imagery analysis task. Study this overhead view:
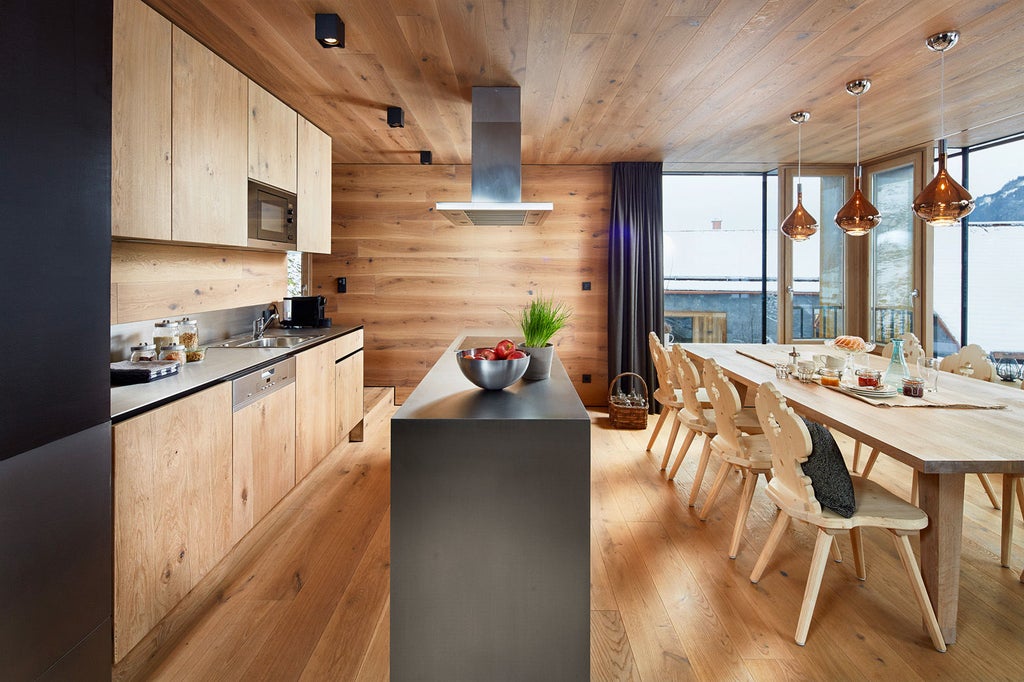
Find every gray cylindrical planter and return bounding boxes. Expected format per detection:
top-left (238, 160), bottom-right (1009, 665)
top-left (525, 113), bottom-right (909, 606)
top-left (520, 343), bottom-right (554, 381)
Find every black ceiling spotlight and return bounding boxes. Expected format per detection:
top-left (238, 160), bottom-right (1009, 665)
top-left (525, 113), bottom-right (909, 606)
top-left (315, 13), bottom-right (344, 48)
top-left (420, 151), bottom-right (432, 165)
top-left (387, 106), bottom-right (405, 128)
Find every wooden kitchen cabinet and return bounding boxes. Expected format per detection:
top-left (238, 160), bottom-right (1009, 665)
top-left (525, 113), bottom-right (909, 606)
top-left (172, 26), bottom-right (247, 247)
top-left (248, 81), bottom-right (297, 193)
top-left (295, 341), bottom-right (336, 482)
top-left (232, 383), bottom-right (296, 543)
top-left (111, 0), bottom-right (171, 240)
top-left (297, 116), bottom-right (333, 254)
top-left (335, 330), bottom-right (365, 442)
top-left (112, 382), bottom-right (233, 662)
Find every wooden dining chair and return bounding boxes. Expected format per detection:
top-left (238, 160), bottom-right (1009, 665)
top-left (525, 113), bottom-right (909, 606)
top-left (750, 381), bottom-right (947, 651)
top-left (698, 357), bottom-right (774, 559)
top-left (646, 332), bottom-right (684, 466)
top-left (881, 332), bottom-right (925, 366)
top-left (666, 345), bottom-right (762, 503)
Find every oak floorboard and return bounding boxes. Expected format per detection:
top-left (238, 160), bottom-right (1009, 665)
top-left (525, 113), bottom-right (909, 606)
top-left (141, 407), bottom-right (1024, 680)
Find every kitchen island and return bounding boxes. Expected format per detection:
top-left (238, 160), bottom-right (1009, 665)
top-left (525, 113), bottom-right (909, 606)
top-left (390, 333), bottom-right (591, 682)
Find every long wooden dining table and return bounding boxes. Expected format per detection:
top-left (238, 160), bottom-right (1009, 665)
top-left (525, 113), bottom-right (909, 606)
top-left (680, 343), bottom-right (1024, 644)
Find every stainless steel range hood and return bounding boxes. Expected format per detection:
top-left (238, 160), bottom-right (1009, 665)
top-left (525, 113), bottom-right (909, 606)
top-left (436, 87), bottom-right (553, 226)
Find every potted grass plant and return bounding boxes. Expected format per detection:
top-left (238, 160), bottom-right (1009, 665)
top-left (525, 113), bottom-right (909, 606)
top-left (508, 294), bottom-right (572, 381)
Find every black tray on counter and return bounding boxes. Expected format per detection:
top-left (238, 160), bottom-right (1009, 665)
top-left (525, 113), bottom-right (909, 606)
top-left (110, 360), bottom-right (180, 385)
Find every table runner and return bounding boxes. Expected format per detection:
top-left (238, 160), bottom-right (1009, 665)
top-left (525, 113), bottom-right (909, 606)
top-left (735, 347), bottom-right (1006, 409)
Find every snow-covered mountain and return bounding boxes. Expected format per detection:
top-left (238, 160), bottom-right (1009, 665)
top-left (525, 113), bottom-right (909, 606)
top-left (970, 175), bottom-right (1024, 222)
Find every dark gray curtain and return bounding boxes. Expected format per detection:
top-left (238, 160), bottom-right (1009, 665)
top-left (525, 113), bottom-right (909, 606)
top-left (608, 161), bottom-right (663, 412)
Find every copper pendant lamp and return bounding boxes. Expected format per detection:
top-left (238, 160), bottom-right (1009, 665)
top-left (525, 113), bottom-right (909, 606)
top-left (835, 79), bottom-right (881, 235)
top-left (780, 111), bottom-right (818, 241)
top-left (912, 31), bottom-right (975, 228)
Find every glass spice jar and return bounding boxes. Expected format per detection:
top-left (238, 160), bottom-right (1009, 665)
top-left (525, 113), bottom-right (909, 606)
top-left (153, 320), bottom-right (180, 355)
top-left (902, 377), bottom-right (925, 398)
top-left (159, 343), bottom-right (187, 364)
top-left (178, 317), bottom-right (199, 351)
top-left (130, 342), bottom-right (157, 363)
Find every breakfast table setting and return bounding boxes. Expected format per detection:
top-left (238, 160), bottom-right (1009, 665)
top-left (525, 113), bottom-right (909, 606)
top-left (677, 340), bottom-right (1024, 644)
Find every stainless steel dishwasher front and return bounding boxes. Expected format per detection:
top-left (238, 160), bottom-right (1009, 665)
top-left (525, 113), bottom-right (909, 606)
top-left (232, 356), bottom-right (296, 411)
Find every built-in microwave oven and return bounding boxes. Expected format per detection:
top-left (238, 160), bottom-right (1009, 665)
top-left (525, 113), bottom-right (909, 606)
top-left (248, 180), bottom-right (297, 250)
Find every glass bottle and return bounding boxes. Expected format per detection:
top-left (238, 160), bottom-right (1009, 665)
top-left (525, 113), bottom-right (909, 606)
top-left (883, 337), bottom-right (910, 390)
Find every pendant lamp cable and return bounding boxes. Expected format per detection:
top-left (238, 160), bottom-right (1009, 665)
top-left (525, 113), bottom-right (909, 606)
top-left (797, 121), bottom-right (803, 185)
top-left (855, 90), bottom-right (861, 167)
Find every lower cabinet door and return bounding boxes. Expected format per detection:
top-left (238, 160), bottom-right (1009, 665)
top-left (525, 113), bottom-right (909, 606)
top-left (113, 382), bottom-right (233, 662)
top-left (336, 348), bottom-right (364, 441)
top-left (232, 384), bottom-right (296, 543)
top-left (295, 342), bottom-right (336, 482)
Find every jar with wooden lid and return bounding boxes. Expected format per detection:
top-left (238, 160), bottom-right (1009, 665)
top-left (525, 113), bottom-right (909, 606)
top-left (159, 343), bottom-right (187, 364)
top-left (178, 318), bottom-right (199, 351)
top-left (153, 320), bottom-right (180, 354)
top-left (130, 342), bottom-right (157, 363)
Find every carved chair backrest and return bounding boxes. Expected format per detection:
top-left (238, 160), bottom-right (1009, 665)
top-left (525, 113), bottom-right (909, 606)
top-left (668, 344), bottom-right (710, 426)
top-left (702, 358), bottom-right (747, 455)
top-left (754, 381), bottom-right (820, 515)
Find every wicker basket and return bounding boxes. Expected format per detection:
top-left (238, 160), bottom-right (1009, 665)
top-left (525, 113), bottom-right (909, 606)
top-left (607, 372), bottom-right (649, 430)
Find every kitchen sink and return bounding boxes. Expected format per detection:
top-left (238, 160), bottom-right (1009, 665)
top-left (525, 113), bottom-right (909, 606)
top-left (215, 335), bottom-right (316, 349)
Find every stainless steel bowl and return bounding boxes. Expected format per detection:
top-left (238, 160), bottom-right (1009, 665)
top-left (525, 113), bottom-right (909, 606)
top-left (455, 348), bottom-right (530, 390)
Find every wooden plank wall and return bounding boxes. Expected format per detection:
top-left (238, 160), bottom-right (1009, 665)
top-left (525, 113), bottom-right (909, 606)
top-left (310, 164), bottom-right (611, 405)
top-left (111, 241), bottom-right (287, 324)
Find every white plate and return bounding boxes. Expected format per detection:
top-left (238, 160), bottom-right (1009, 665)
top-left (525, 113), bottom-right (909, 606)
top-left (841, 384), bottom-right (898, 398)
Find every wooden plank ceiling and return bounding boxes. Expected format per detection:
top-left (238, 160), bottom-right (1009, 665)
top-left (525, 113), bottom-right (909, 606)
top-left (145, 0), bottom-right (1024, 172)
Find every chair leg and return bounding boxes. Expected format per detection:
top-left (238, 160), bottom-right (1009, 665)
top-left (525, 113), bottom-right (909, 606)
top-left (852, 441), bottom-right (863, 473)
top-left (977, 473), bottom-right (1001, 509)
top-left (795, 529), bottom-right (835, 647)
top-left (699, 458), bottom-right (732, 521)
top-left (860, 448), bottom-right (881, 478)
top-left (890, 532), bottom-right (947, 653)
top-left (1016, 478), bottom-right (1024, 522)
top-left (1001, 475), bottom-right (1018, 568)
top-left (729, 470), bottom-right (759, 559)
top-left (686, 436), bottom-right (713, 501)
top-left (664, 428), bottom-right (696, 476)
top-left (850, 527), bottom-right (866, 580)
top-left (646, 407), bottom-right (669, 453)
top-left (829, 536), bottom-right (843, 564)
top-left (661, 415), bottom-right (682, 471)
top-left (751, 509), bottom-right (789, 583)
top-left (911, 470), bottom-right (919, 506)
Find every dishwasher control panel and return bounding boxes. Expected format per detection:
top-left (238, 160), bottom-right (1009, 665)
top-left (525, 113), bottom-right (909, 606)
top-left (231, 356), bottom-right (296, 412)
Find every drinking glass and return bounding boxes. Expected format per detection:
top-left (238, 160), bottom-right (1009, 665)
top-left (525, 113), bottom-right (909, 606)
top-left (918, 357), bottom-right (940, 392)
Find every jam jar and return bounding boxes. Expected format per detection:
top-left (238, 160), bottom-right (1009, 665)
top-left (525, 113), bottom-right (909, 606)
top-left (159, 343), bottom-right (187, 364)
top-left (856, 368), bottom-right (881, 387)
top-left (819, 368), bottom-right (841, 387)
top-left (902, 377), bottom-right (925, 398)
top-left (130, 342), bottom-right (157, 363)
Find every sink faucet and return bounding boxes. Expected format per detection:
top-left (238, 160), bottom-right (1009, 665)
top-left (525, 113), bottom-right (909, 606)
top-left (253, 311), bottom-right (279, 340)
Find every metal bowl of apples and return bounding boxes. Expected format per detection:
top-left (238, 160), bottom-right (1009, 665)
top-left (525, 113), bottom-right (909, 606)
top-left (455, 340), bottom-right (530, 390)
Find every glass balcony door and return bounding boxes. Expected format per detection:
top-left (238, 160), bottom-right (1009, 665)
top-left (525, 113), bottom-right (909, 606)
top-left (778, 166), bottom-right (850, 342)
top-left (863, 149), bottom-right (929, 347)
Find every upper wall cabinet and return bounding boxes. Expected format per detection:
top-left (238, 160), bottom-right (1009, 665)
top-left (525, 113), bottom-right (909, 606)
top-left (248, 82), bottom-right (297, 193)
top-left (171, 27), bottom-right (247, 247)
top-left (297, 117), bottom-right (332, 254)
top-left (112, 0), bottom-right (171, 240)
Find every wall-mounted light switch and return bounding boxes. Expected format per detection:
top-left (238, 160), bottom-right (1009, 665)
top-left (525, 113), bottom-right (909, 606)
top-left (582, 374), bottom-right (591, 383)
top-left (337, 277), bottom-right (347, 293)
top-left (582, 281), bottom-right (591, 291)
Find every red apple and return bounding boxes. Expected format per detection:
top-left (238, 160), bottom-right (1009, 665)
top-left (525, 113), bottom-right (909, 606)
top-left (493, 339), bottom-right (516, 359)
top-left (480, 348), bottom-right (497, 360)
top-left (507, 350), bottom-right (527, 360)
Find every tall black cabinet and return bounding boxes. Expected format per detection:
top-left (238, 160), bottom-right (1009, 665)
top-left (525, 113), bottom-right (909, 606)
top-left (0, 1), bottom-right (113, 679)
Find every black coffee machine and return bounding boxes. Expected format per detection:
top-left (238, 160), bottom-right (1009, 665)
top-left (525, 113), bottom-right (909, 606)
top-left (282, 295), bottom-right (331, 328)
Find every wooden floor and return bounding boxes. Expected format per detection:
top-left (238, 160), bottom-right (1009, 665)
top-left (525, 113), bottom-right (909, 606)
top-left (146, 399), bottom-right (1024, 681)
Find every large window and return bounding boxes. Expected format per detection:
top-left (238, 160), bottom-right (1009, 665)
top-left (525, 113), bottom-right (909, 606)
top-left (663, 174), bottom-right (777, 343)
top-left (870, 163), bottom-right (917, 344)
top-left (931, 134), bottom-right (1024, 359)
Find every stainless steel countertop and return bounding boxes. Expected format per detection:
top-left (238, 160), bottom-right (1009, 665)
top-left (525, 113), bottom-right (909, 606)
top-left (111, 324), bottom-right (362, 422)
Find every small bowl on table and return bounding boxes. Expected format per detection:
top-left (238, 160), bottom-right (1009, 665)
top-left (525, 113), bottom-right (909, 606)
top-left (456, 348), bottom-right (530, 390)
